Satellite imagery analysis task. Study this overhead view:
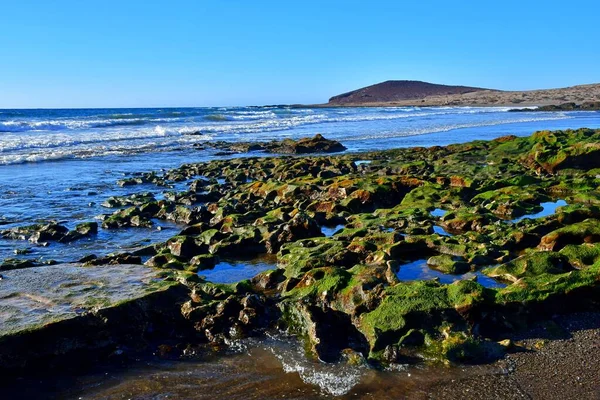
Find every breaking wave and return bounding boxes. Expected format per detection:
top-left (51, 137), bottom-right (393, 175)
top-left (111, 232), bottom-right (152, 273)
top-left (263, 335), bottom-right (365, 396)
top-left (0, 105), bottom-right (587, 165)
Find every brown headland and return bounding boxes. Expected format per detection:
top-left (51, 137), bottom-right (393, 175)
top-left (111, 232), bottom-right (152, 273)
top-left (320, 80), bottom-right (600, 107)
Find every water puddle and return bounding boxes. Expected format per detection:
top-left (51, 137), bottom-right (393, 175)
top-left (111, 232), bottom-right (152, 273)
top-left (354, 160), bottom-right (372, 166)
top-left (171, 180), bottom-right (194, 192)
top-left (320, 224), bottom-right (345, 237)
top-left (433, 225), bottom-right (453, 236)
top-left (199, 257), bottom-right (277, 284)
top-left (510, 199), bottom-right (567, 223)
top-left (396, 259), bottom-right (506, 288)
top-left (0, 219), bottom-right (184, 265)
top-left (430, 208), bottom-right (447, 218)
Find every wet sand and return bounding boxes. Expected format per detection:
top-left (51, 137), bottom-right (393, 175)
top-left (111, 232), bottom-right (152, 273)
top-left (426, 312), bottom-right (600, 399)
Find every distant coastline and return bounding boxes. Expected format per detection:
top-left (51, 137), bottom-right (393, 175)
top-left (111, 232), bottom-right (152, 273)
top-left (290, 80), bottom-right (600, 108)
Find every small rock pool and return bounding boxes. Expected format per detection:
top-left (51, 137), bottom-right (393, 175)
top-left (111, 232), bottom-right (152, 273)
top-left (321, 224), bottom-right (345, 237)
top-left (433, 225), bottom-right (453, 236)
top-left (354, 160), bottom-right (372, 166)
top-left (510, 199), bottom-right (567, 223)
top-left (430, 208), bottom-right (447, 218)
top-left (199, 256), bottom-right (277, 284)
top-left (396, 259), bottom-right (506, 288)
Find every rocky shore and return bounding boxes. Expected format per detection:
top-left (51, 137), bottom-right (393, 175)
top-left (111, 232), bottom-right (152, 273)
top-left (2, 131), bottom-right (600, 397)
top-left (192, 133), bottom-right (347, 155)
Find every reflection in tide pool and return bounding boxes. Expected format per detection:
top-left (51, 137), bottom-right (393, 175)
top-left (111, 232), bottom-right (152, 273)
top-left (430, 208), bottom-right (447, 218)
top-left (511, 199), bottom-right (567, 223)
top-left (433, 225), bottom-right (453, 236)
top-left (321, 224), bottom-right (345, 237)
top-left (396, 259), bottom-right (506, 288)
top-left (199, 257), bottom-right (277, 284)
top-left (354, 160), bottom-right (372, 166)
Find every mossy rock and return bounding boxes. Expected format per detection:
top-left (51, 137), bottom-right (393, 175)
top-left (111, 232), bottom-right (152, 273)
top-left (485, 252), bottom-right (572, 282)
top-left (539, 218), bottom-right (600, 251)
top-left (427, 255), bottom-right (470, 274)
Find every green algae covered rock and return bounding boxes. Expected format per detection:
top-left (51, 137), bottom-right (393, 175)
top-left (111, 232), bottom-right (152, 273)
top-left (357, 280), bottom-right (490, 356)
top-left (427, 255), bottom-right (470, 274)
top-left (521, 129), bottom-right (600, 174)
top-left (485, 252), bottom-right (572, 282)
top-left (539, 218), bottom-right (600, 251)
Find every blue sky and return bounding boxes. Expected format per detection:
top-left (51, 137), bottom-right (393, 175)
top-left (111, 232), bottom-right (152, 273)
top-left (1, 1), bottom-right (599, 108)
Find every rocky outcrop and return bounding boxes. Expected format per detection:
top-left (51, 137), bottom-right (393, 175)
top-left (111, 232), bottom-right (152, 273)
top-left (510, 101), bottom-right (600, 112)
top-left (0, 264), bottom-right (190, 374)
top-left (191, 134), bottom-right (347, 154)
top-left (1, 222), bottom-right (98, 244)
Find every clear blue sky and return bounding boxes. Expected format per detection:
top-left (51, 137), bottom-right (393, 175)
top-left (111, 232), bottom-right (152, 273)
top-left (1, 0), bottom-right (599, 108)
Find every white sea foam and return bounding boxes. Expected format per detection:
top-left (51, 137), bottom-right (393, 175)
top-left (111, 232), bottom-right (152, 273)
top-left (0, 106), bottom-right (586, 166)
top-left (344, 114), bottom-right (571, 141)
top-left (266, 337), bottom-right (364, 396)
top-left (0, 124), bottom-right (213, 165)
top-left (0, 117), bottom-right (183, 132)
top-left (0, 126), bottom-right (178, 153)
top-left (179, 108), bottom-right (568, 137)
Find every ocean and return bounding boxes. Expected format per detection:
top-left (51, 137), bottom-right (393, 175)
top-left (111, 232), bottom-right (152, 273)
top-left (2, 106), bottom-right (597, 165)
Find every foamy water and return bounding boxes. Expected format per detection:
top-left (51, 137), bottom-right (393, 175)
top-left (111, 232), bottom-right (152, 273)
top-left (1, 106), bottom-right (597, 165)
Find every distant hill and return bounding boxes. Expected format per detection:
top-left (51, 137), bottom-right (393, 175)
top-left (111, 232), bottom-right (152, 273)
top-left (328, 80), bottom-right (490, 105)
top-left (325, 80), bottom-right (600, 107)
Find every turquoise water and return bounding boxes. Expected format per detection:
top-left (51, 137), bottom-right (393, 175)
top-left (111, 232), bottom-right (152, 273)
top-left (0, 107), bottom-right (599, 263)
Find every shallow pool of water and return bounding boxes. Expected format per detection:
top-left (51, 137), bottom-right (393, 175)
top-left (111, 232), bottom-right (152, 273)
top-left (433, 225), bottom-right (453, 237)
top-left (511, 199), bottom-right (567, 223)
top-left (430, 208), bottom-right (447, 218)
top-left (320, 224), bottom-right (345, 237)
top-left (199, 257), bottom-right (277, 284)
top-left (396, 259), bottom-right (506, 288)
top-left (354, 160), bottom-right (372, 166)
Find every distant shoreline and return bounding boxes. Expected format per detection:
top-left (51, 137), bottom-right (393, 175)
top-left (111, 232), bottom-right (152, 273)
top-left (288, 102), bottom-right (538, 109)
top-left (290, 101), bottom-right (600, 111)
top-left (301, 81), bottom-right (600, 109)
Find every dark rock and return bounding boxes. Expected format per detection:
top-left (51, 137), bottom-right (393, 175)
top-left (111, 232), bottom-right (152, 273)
top-left (272, 134), bottom-right (347, 154)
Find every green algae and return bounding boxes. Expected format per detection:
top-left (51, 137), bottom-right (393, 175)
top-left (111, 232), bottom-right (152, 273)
top-left (23, 127), bottom-right (600, 366)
